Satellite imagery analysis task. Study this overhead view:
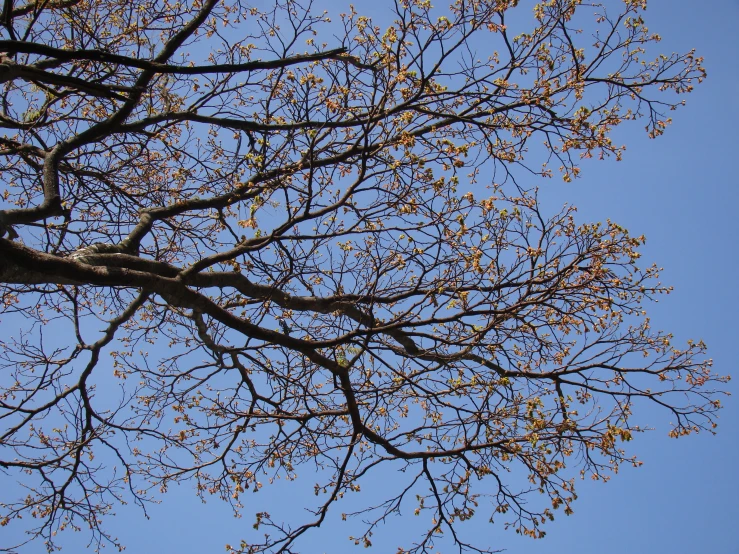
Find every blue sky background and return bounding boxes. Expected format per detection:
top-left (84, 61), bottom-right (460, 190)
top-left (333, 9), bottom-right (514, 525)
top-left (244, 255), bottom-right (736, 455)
top-left (3, 1), bottom-right (738, 553)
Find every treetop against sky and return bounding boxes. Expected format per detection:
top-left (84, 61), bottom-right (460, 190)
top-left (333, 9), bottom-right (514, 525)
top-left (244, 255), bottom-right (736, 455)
top-left (0, 1), bottom-right (731, 553)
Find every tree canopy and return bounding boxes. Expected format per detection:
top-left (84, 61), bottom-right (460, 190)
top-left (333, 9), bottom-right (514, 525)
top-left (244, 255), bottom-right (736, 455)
top-left (0, 0), bottom-right (728, 552)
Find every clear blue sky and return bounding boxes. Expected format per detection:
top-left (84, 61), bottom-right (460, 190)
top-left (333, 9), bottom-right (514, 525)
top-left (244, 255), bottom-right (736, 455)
top-left (4, 1), bottom-right (737, 553)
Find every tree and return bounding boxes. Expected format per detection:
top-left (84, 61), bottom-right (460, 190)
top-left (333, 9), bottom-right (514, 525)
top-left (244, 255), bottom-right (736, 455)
top-left (0, 0), bottom-right (728, 552)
